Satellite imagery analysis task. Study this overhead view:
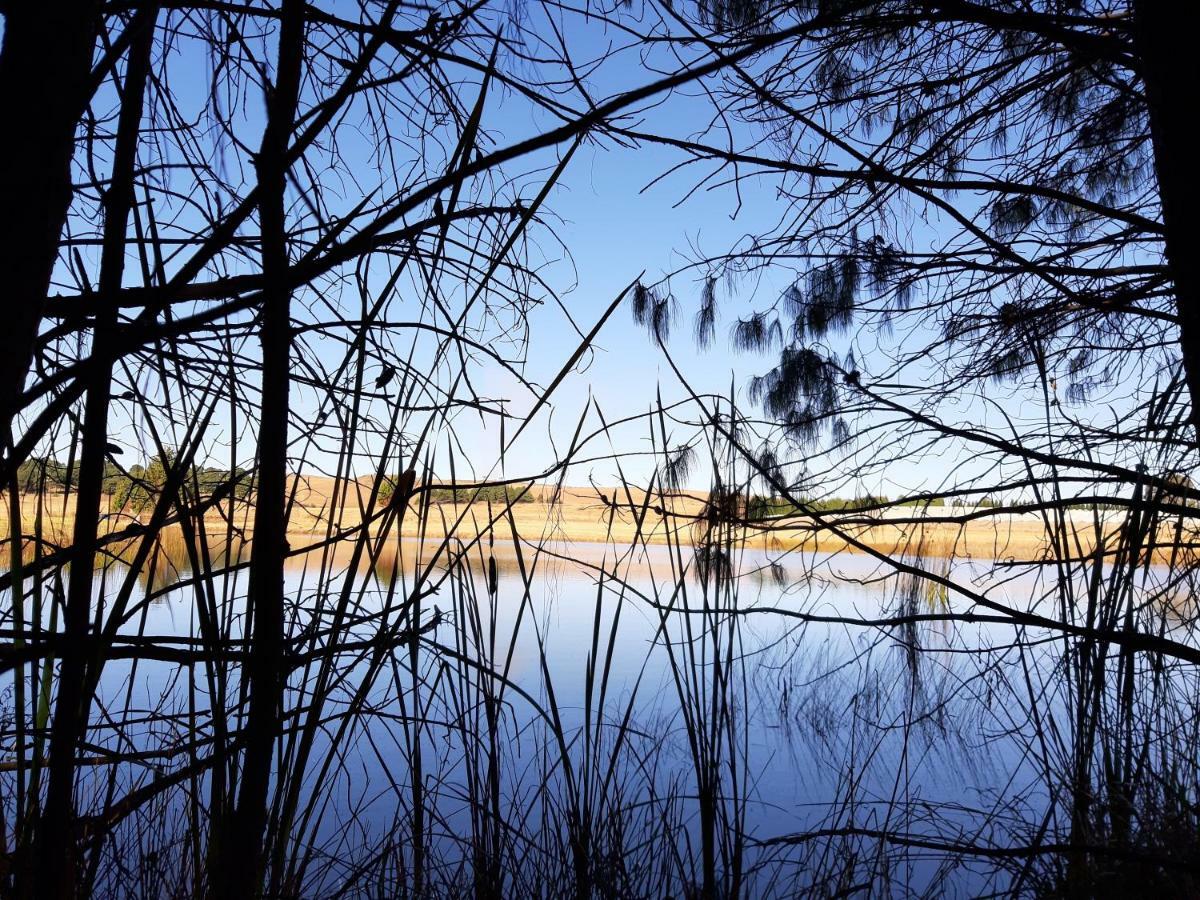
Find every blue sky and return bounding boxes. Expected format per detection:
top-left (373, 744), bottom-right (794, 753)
top-left (24, 3), bottom-right (1135, 501)
top-left (420, 7), bottom-right (823, 489)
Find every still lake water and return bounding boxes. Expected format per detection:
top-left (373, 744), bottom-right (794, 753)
top-left (12, 537), bottom-right (1183, 896)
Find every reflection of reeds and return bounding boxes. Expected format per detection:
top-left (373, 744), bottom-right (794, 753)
top-left (901, 530), bottom-right (954, 609)
top-left (107, 526), bottom-right (250, 591)
top-left (366, 538), bottom-right (528, 585)
top-left (7, 441), bottom-right (1200, 896)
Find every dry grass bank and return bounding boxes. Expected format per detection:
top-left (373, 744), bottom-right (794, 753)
top-left (4, 478), bottom-right (1196, 564)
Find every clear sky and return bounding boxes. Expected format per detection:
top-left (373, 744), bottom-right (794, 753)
top-left (437, 11), bottom-right (939, 496)
top-left (443, 6), bottom-right (1148, 501)
top-left (28, 3), bottom-right (1125, 502)
top-left (349, 7), bottom-right (812, 491)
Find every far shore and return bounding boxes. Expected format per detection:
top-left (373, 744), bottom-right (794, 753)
top-left (4, 478), bottom-right (1196, 565)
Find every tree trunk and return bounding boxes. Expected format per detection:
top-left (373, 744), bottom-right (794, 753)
top-left (0, 3), bottom-right (98, 463)
top-left (216, 2), bottom-right (304, 896)
top-left (31, 11), bottom-right (156, 897)
top-left (1134, 1), bottom-right (1200, 436)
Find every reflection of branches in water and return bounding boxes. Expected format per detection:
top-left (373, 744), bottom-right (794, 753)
top-left (617, 1), bottom-right (1200, 887)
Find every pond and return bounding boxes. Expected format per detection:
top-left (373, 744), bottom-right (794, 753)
top-left (11, 532), bottom-right (1165, 897)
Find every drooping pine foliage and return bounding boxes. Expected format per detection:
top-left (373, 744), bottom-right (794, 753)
top-left (672, 0), bottom-right (1172, 448)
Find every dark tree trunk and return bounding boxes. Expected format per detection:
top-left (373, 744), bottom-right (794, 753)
top-left (216, 2), bottom-right (305, 896)
top-left (30, 11), bottom-right (156, 898)
top-left (0, 3), bottom-right (98, 461)
top-left (1134, 1), bottom-right (1200, 436)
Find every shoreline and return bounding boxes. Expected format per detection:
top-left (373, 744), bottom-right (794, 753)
top-left (5, 485), bottom-right (1195, 565)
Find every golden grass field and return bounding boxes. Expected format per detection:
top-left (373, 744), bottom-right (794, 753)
top-left (3, 476), bottom-right (1193, 565)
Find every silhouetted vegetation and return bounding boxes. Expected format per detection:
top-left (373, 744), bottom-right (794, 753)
top-left (3, 2), bottom-right (1199, 898)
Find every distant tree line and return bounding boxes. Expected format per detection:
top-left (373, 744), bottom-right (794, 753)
top-left (376, 476), bottom-right (535, 506)
top-left (744, 495), bottom-right (1011, 520)
top-left (426, 485), bottom-right (533, 505)
top-left (15, 454), bottom-right (250, 512)
top-left (747, 493), bottom-right (892, 520)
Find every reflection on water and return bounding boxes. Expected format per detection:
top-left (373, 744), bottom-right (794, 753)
top-left (6, 534), bottom-right (1199, 897)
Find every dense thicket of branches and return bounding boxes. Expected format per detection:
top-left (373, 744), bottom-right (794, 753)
top-left (2, 1), bottom-right (1199, 897)
top-left (619, 1), bottom-right (1200, 894)
top-left (0, 2), bottom-right (768, 895)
